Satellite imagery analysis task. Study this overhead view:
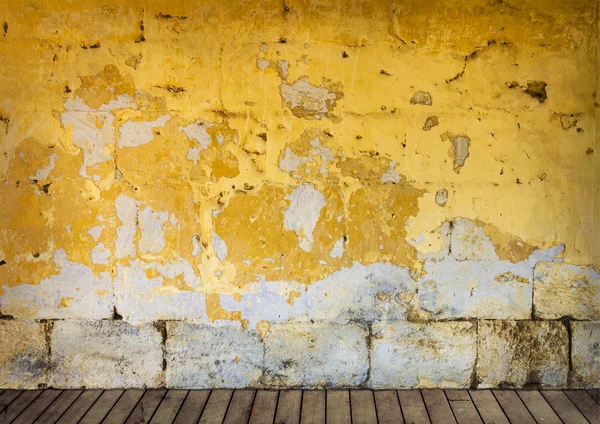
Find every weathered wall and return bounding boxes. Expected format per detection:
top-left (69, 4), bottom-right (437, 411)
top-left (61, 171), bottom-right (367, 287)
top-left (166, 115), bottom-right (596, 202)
top-left (0, 0), bottom-right (599, 389)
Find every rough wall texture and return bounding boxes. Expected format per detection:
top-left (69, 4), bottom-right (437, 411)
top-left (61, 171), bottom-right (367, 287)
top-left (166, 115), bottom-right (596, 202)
top-left (0, 0), bottom-right (599, 389)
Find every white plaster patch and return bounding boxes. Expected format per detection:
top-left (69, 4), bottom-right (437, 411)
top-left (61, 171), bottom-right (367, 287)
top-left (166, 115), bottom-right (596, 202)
top-left (309, 138), bottom-right (334, 175)
top-left (212, 232), bottom-right (228, 261)
top-left (30, 153), bottom-right (58, 181)
top-left (256, 59), bottom-right (270, 70)
top-left (61, 95), bottom-right (137, 180)
top-left (280, 77), bottom-right (337, 119)
top-left (88, 226), bottom-right (103, 242)
top-left (115, 259), bottom-right (207, 321)
top-left (192, 235), bottom-right (203, 257)
top-left (115, 194), bottom-right (138, 259)
top-left (279, 147), bottom-right (310, 175)
top-left (179, 121), bottom-right (214, 161)
top-left (117, 114), bottom-right (170, 148)
top-left (91, 243), bottom-right (111, 265)
top-left (283, 184), bottom-right (325, 252)
top-left (419, 245), bottom-right (564, 320)
top-left (380, 161), bottom-right (401, 183)
top-left (219, 262), bottom-right (417, 328)
top-left (277, 60), bottom-right (289, 78)
top-left (0, 249), bottom-right (113, 319)
top-left (329, 237), bottom-right (345, 258)
top-left (138, 206), bottom-right (169, 255)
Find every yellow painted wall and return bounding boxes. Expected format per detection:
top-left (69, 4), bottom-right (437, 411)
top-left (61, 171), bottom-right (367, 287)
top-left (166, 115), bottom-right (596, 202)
top-left (0, 0), bottom-right (598, 319)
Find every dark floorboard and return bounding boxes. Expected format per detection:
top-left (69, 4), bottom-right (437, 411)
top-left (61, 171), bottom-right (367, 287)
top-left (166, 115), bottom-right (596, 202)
top-left (0, 388), bottom-right (597, 423)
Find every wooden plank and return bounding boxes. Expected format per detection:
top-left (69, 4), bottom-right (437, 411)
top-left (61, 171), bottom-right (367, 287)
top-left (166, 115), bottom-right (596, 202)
top-left (150, 390), bottom-right (189, 424)
top-left (57, 389), bottom-right (103, 424)
top-left (350, 390), bottom-right (377, 424)
top-left (397, 390), bottom-right (430, 424)
top-left (516, 390), bottom-right (561, 424)
top-left (541, 390), bottom-right (589, 424)
top-left (249, 390), bottom-right (278, 424)
top-left (326, 390), bottom-right (351, 424)
top-left (173, 390), bottom-right (211, 424)
top-left (0, 390), bottom-right (41, 423)
top-left (199, 389), bottom-right (233, 424)
top-left (374, 391), bottom-right (403, 424)
top-left (223, 390), bottom-right (256, 424)
top-left (564, 390), bottom-right (600, 424)
top-left (449, 401), bottom-right (483, 424)
top-left (102, 389), bottom-right (145, 423)
top-left (421, 389), bottom-right (456, 424)
top-left (492, 390), bottom-right (535, 424)
top-left (446, 390), bottom-right (471, 401)
top-left (0, 390), bottom-right (23, 413)
top-left (12, 390), bottom-right (62, 424)
top-left (301, 390), bottom-right (325, 424)
top-left (79, 389), bottom-right (123, 424)
top-left (588, 389), bottom-right (600, 404)
top-left (274, 390), bottom-right (302, 424)
top-left (468, 390), bottom-right (509, 424)
top-left (34, 390), bottom-right (82, 424)
top-left (125, 389), bottom-right (167, 424)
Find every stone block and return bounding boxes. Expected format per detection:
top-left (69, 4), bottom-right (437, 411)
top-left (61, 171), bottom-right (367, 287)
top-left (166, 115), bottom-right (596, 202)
top-left (534, 262), bottom-right (600, 319)
top-left (370, 322), bottom-right (476, 388)
top-left (0, 320), bottom-right (48, 389)
top-left (165, 322), bottom-right (263, 388)
top-left (263, 322), bottom-right (368, 387)
top-left (51, 320), bottom-right (163, 388)
top-left (477, 320), bottom-right (569, 388)
top-left (571, 321), bottom-right (600, 387)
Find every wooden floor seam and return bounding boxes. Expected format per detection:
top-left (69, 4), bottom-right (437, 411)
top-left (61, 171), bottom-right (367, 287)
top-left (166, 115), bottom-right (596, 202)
top-left (0, 388), bottom-right (598, 424)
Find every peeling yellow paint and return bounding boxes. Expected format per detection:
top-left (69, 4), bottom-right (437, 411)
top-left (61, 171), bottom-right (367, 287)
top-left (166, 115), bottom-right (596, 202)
top-left (0, 0), bottom-right (598, 324)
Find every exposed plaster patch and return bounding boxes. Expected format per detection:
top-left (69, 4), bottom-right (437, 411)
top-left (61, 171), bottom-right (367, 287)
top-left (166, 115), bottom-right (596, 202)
top-left (138, 206), bottom-right (169, 255)
top-left (0, 249), bottom-right (112, 319)
top-left (380, 160), bottom-right (401, 183)
top-left (115, 259), bottom-right (206, 321)
top-left (423, 116), bottom-right (439, 131)
top-left (88, 226), bottom-right (103, 242)
top-left (283, 184), bottom-right (326, 252)
top-left (61, 96), bottom-right (135, 180)
top-left (279, 77), bottom-right (343, 120)
top-left (279, 147), bottom-right (310, 175)
top-left (115, 194), bottom-right (138, 259)
top-left (30, 153), bottom-right (58, 181)
top-left (212, 232), bottom-right (228, 261)
top-left (435, 189), bottom-right (448, 207)
top-left (91, 243), bottom-right (111, 265)
top-left (117, 114), bottom-right (170, 148)
top-left (329, 237), bottom-right (345, 258)
top-left (179, 121), bottom-right (214, 161)
top-left (256, 59), bottom-right (270, 70)
top-left (410, 91), bottom-right (432, 106)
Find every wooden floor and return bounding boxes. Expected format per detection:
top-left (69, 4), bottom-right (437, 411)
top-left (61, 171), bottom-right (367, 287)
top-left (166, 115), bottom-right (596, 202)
top-left (0, 388), bottom-right (598, 424)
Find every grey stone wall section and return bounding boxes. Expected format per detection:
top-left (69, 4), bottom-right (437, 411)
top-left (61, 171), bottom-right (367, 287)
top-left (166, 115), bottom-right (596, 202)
top-left (51, 320), bottom-right (163, 388)
top-left (534, 262), bottom-right (600, 319)
top-left (571, 321), bottom-right (600, 387)
top-left (165, 321), bottom-right (263, 388)
top-left (476, 320), bottom-right (569, 388)
top-left (370, 321), bottom-right (476, 388)
top-left (263, 321), bottom-right (368, 387)
top-left (0, 320), bottom-right (48, 389)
